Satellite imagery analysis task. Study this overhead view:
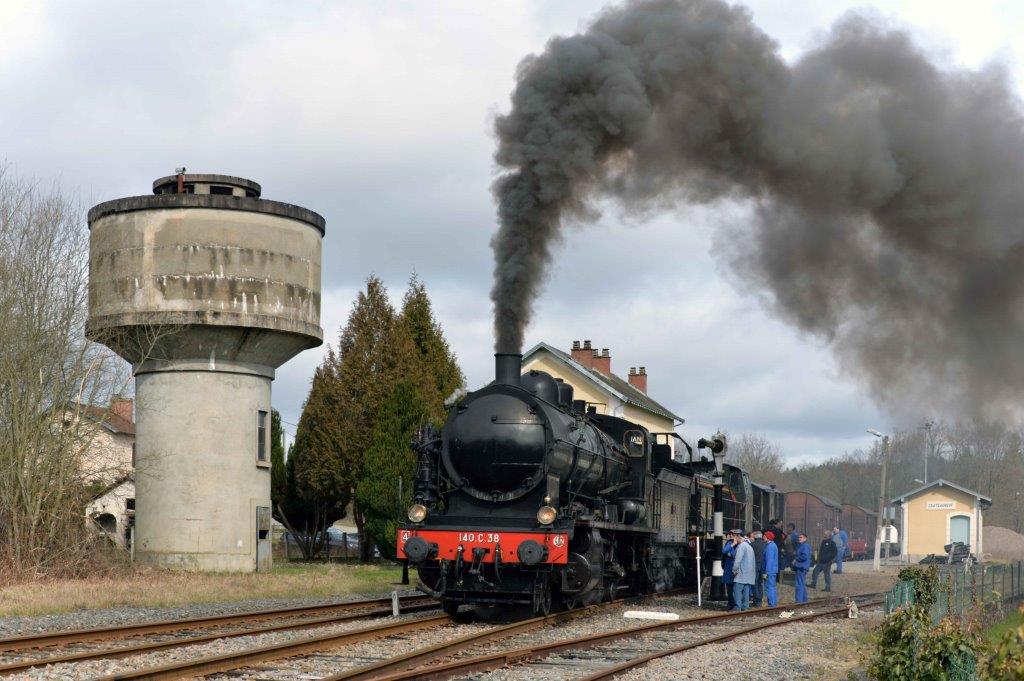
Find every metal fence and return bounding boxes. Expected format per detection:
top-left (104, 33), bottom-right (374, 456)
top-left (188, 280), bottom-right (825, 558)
top-left (885, 560), bottom-right (1024, 624)
top-left (884, 560), bottom-right (1024, 681)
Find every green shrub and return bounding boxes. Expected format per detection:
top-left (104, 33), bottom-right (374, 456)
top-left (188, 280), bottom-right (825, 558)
top-left (896, 564), bottom-right (942, 608)
top-left (868, 605), bottom-right (982, 681)
top-left (869, 606), bottom-right (926, 680)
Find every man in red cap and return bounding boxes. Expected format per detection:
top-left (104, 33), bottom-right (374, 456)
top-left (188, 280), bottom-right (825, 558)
top-left (763, 530), bottom-right (779, 606)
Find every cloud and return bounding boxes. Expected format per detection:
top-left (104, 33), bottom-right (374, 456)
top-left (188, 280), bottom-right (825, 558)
top-left (2, 0), bottom-right (1019, 460)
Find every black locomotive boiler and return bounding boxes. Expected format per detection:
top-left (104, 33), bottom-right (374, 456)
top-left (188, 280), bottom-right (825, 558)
top-left (397, 353), bottom-right (775, 617)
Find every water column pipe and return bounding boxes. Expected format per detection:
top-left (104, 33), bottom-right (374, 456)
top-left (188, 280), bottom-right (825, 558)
top-left (699, 433), bottom-right (728, 602)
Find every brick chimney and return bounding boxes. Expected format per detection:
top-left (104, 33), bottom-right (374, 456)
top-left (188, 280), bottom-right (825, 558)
top-left (570, 340), bottom-right (596, 369)
top-left (592, 348), bottom-right (611, 374)
top-left (111, 397), bottom-right (134, 424)
top-left (628, 366), bottom-right (648, 393)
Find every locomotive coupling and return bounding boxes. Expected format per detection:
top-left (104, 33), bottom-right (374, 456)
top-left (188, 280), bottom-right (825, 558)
top-left (517, 540), bottom-right (547, 565)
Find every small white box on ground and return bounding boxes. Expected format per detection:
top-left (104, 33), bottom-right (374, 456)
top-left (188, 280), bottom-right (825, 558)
top-left (623, 610), bottom-right (680, 621)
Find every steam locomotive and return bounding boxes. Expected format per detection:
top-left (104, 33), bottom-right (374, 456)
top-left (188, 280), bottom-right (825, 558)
top-left (396, 353), bottom-right (782, 617)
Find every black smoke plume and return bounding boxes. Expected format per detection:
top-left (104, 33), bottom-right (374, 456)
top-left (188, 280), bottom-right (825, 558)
top-left (491, 0), bottom-right (1024, 420)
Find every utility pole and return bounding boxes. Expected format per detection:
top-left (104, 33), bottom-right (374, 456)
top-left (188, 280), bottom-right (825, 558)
top-left (921, 420), bottom-right (934, 484)
top-left (869, 429), bottom-right (889, 571)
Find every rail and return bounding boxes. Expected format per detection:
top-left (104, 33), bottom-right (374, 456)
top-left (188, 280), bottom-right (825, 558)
top-left (0, 593), bottom-right (433, 653)
top-left (0, 601), bottom-right (438, 676)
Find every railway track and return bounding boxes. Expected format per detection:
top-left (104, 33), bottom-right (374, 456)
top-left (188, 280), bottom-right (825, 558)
top-left (3, 590), bottom-right (879, 679)
top-left (579, 599), bottom-right (881, 680)
top-left (328, 592), bottom-right (883, 681)
top-left (0, 593), bottom-right (437, 676)
top-left (49, 589), bottom-right (688, 679)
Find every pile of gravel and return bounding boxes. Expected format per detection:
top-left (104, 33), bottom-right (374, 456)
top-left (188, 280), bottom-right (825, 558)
top-left (984, 526), bottom-right (1024, 562)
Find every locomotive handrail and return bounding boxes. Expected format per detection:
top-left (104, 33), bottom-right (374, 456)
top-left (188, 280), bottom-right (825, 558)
top-left (597, 480), bottom-right (632, 496)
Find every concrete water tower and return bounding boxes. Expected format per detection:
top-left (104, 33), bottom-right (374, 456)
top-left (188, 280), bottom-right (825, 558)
top-left (87, 172), bottom-right (324, 571)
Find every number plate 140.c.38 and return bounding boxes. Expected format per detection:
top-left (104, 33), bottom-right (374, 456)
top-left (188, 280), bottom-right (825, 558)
top-left (396, 529), bottom-right (569, 564)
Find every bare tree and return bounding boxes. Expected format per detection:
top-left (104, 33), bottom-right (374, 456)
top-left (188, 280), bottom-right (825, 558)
top-left (729, 433), bottom-right (785, 485)
top-left (0, 168), bottom-right (131, 579)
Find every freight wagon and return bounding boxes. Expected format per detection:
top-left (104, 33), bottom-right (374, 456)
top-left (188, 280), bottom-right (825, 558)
top-left (783, 491), bottom-right (842, 541)
top-left (841, 504), bottom-right (878, 559)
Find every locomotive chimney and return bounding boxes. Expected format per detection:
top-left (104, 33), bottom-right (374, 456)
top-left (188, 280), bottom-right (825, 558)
top-left (495, 353), bottom-right (522, 386)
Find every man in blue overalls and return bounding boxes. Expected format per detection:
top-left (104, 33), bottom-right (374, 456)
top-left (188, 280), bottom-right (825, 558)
top-left (763, 530), bottom-right (780, 606)
top-left (833, 526), bottom-right (849, 574)
top-left (792, 533), bottom-right (812, 603)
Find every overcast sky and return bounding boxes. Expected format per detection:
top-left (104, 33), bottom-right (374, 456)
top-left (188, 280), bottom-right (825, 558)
top-left (3, 0), bottom-right (1021, 462)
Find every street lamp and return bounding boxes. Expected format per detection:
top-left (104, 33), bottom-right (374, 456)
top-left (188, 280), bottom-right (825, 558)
top-left (699, 432), bottom-right (728, 602)
top-left (920, 420), bottom-right (935, 484)
top-left (868, 429), bottom-right (890, 571)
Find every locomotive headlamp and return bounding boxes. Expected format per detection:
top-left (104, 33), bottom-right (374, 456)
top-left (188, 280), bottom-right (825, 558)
top-left (536, 505), bottom-right (557, 525)
top-left (407, 503), bottom-right (428, 523)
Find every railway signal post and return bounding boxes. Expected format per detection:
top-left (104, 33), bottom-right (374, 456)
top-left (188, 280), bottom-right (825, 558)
top-left (703, 434), bottom-right (728, 602)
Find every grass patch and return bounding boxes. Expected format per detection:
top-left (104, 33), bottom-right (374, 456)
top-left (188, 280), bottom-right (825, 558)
top-left (0, 561), bottom-right (404, 617)
top-left (985, 607), bottom-right (1024, 645)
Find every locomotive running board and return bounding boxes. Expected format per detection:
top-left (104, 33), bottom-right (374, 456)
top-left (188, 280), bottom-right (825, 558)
top-left (575, 519), bottom-right (658, 533)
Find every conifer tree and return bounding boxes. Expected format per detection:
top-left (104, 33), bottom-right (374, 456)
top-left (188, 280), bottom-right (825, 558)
top-left (333, 277), bottom-right (426, 559)
top-left (333, 275), bottom-right (464, 560)
top-left (286, 355), bottom-right (347, 559)
top-left (270, 409), bottom-right (287, 511)
top-left (399, 274), bottom-right (466, 422)
top-left (355, 381), bottom-right (427, 559)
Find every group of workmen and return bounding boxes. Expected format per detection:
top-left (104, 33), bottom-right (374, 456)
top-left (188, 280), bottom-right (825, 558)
top-left (720, 520), bottom-right (850, 610)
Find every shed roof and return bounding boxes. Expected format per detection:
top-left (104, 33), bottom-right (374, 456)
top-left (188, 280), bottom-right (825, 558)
top-left (788, 489), bottom-right (843, 510)
top-left (70, 403), bottom-right (135, 436)
top-left (89, 473), bottom-right (134, 501)
top-left (842, 503), bottom-right (878, 517)
top-left (522, 342), bottom-right (684, 423)
top-left (890, 478), bottom-right (992, 507)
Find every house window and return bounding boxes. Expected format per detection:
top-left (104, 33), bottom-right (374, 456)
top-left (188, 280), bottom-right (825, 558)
top-left (257, 410), bottom-right (268, 464)
top-left (210, 185), bottom-right (233, 196)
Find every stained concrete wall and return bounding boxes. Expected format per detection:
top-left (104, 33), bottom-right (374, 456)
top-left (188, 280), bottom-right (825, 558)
top-left (88, 205), bottom-right (322, 366)
top-left (134, 364), bottom-right (271, 571)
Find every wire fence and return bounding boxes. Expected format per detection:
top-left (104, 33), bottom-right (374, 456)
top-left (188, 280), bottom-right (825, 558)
top-left (885, 560), bottom-right (1024, 624)
top-left (884, 560), bottom-right (1024, 680)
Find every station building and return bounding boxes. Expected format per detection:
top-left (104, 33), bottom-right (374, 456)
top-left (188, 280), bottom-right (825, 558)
top-left (521, 340), bottom-right (684, 454)
top-left (889, 479), bottom-right (991, 562)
